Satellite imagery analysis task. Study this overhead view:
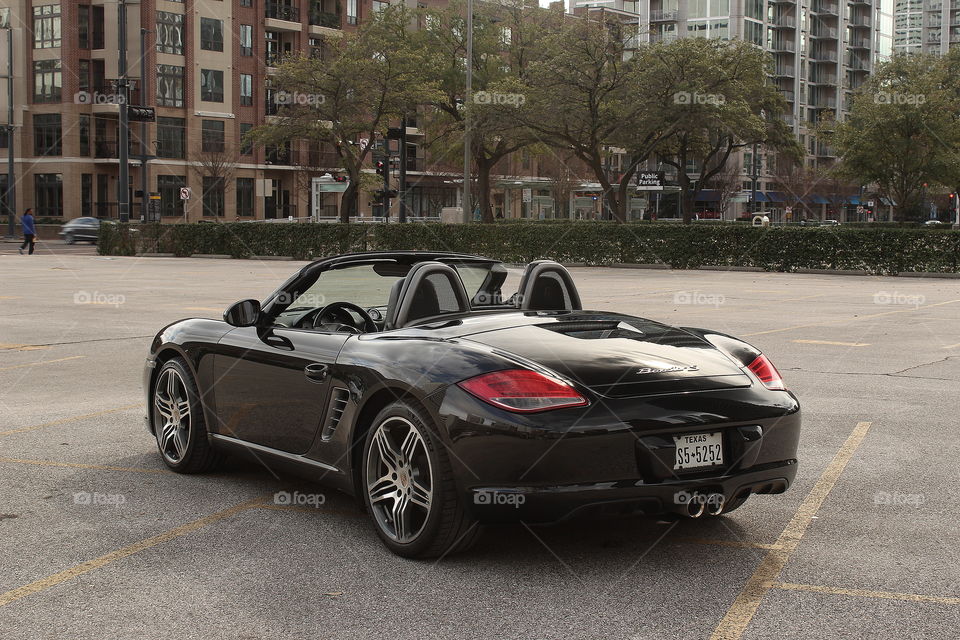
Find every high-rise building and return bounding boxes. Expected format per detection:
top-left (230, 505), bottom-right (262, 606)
top-left (893, 0), bottom-right (957, 54)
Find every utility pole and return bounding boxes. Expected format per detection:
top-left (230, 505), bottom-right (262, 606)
top-left (4, 21), bottom-right (15, 238)
top-left (463, 0), bottom-right (473, 223)
top-left (398, 116), bottom-right (407, 223)
top-left (117, 0), bottom-right (130, 223)
top-left (139, 28), bottom-right (149, 222)
top-left (750, 143), bottom-right (759, 214)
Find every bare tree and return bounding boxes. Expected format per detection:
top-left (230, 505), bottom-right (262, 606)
top-left (190, 144), bottom-right (238, 220)
top-left (536, 151), bottom-right (587, 219)
top-left (712, 162), bottom-right (742, 221)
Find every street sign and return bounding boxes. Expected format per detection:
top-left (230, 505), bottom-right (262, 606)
top-left (148, 194), bottom-right (161, 222)
top-left (785, 206), bottom-right (793, 214)
top-left (180, 187), bottom-right (191, 200)
top-left (867, 200), bottom-right (875, 207)
top-left (636, 171), bottom-right (665, 191)
top-left (856, 205), bottom-right (865, 214)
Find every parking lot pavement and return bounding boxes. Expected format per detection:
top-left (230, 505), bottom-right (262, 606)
top-left (1, 251), bottom-right (958, 639)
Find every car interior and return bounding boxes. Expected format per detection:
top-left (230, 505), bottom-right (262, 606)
top-left (270, 258), bottom-right (582, 334)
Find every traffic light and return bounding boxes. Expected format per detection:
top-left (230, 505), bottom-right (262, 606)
top-left (333, 174), bottom-right (347, 183)
top-left (375, 160), bottom-right (388, 178)
top-left (950, 193), bottom-right (957, 210)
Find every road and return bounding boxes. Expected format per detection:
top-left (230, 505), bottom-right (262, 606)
top-left (1, 248), bottom-right (958, 639)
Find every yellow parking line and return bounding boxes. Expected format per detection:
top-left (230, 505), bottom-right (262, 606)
top-left (0, 356), bottom-right (85, 372)
top-left (0, 496), bottom-right (266, 608)
top-left (710, 421), bottom-right (873, 640)
top-left (744, 299), bottom-right (960, 337)
top-left (679, 538), bottom-right (782, 551)
top-left (0, 403), bottom-right (141, 437)
top-left (0, 457), bottom-right (171, 475)
top-left (942, 342), bottom-right (960, 350)
top-left (772, 582), bottom-right (960, 606)
top-left (792, 339), bottom-right (870, 347)
top-left (0, 343), bottom-right (49, 351)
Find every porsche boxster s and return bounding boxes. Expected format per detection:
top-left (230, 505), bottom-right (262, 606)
top-left (144, 251), bottom-right (800, 558)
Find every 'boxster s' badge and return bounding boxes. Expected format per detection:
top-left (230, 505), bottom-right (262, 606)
top-left (636, 365), bottom-right (699, 375)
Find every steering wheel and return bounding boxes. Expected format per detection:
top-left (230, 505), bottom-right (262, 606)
top-left (310, 301), bottom-right (377, 333)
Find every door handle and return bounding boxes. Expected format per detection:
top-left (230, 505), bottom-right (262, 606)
top-left (304, 363), bottom-right (329, 382)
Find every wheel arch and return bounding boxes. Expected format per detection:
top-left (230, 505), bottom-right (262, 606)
top-left (146, 345), bottom-right (199, 434)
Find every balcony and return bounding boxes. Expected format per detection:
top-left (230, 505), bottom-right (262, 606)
top-left (849, 37), bottom-right (871, 48)
top-left (649, 33), bottom-right (679, 43)
top-left (811, 26), bottom-right (838, 38)
top-left (811, 49), bottom-right (839, 62)
top-left (772, 15), bottom-right (796, 27)
top-left (809, 72), bottom-right (838, 84)
top-left (849, 15), bottom-right (871, 27)
top-left (266, 144), bottom-right (296, 165)
top-left (775, 64), bottom-right (795, 77)
top-left (649, 10), bottom-right (679, 21)
top-left (266, 2), bottom-right (301, 31)
top-left (813, 96), bottom-right (837, 109)
top-left (770, 39), bottom-right (795, 52)
top-left (310, 11), bottom-right (341, 29)
top-left (780, 89), bottom-right (796, 101)
top-left (812, 2), bottom-right (839, 14)
top-left (770, 0), bottom-right (797, 4)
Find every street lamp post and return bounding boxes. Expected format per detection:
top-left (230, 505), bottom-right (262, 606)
top-left (4, 21), bottom-right (15, 238)
top-left (117, 0), bottom-right (130, 223)
top-left (139, 28), bottom-right (150, 222)
top-left (463, 0), bottom-right (473, 223)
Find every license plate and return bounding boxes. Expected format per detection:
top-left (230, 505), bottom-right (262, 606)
top-left (674, 432), bottom-right (723, 470)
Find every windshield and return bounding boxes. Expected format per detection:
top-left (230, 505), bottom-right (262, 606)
top-left (286, 260), bottom-right (497, 311)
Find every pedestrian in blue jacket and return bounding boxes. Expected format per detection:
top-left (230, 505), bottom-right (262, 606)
top-left (19, 208), bottom-right (35, 255)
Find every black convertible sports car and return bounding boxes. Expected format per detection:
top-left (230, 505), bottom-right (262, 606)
top-left (144, 251), bottom-right (800, 557)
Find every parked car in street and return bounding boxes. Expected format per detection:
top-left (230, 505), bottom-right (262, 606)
top-left (924, 220), bottom-right (945, 226)
top-left (822, 219), bottom-right (841, 226)
top-left (59, 217), bottom-right (101, 244)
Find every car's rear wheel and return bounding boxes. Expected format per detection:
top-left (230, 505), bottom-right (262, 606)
top-left (152, 357), bottom-right (220, 473)
top-left (63, 232), bottom-right (75, 244)
top-left (361, 401), bottom-right (480, 558)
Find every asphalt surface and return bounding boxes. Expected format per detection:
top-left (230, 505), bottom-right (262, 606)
top-left (1, 243), bottom-right (959, 639)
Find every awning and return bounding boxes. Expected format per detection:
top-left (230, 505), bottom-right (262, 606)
top-left (811, 194), bottom-right (830, 204)
top-left (751, 191), bottom-right (769, 202)
top-left (847, 195), bottom-right (861, 205)
top-left (694, 190), bottom-right (721, 202)
top-left (766, 191), bottom-right (785, 202)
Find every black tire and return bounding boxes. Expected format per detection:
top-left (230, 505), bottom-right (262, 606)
top-left (64, 233), bottom-right (75, 245)
top-left (151, 357), bottom-right (220, 473)
top-left (360, 400), bottom-right (480, 558)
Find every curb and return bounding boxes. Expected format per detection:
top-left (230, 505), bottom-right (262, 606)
top-left (136, 252), bottom-right (177, 257)
top-left (698, 265), bottom-right (766, 272)
top-left (252, 255), bottom-right (295, 261)
top-left (191, 254), bottom-right (233, 259)
top-left (897, 271), bottom-right (960, 279)
top-left (794, 268), bottom-right (870, 276)
top-left (608, 263), bottom-right (671, 270)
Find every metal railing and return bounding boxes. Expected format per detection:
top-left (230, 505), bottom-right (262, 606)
top-left (649, 10), bottom-right (679, 21)
top-left (266, 1), bottom-right (300, 21)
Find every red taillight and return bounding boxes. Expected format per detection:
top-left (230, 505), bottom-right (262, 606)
top-left (458, 369), bottom-right (588, 413)
top-left (747, 355), bottom-right (785, 390)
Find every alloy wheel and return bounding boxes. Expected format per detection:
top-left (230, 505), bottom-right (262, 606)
top-left (365, 417), bottom-right (434, 543)
top-left (154, 368), bottom-right (191, 464)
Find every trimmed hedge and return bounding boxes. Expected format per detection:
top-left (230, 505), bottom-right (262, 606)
top-left (98, 221), bottom-right (960, 275)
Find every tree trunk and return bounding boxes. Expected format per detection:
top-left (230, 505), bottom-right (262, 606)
top-left (340, 181), bottom-right (358, 223)
top-left (681, 190), bottom-right (696, 224)
top-left (476, 158), bottom-right (494, 223)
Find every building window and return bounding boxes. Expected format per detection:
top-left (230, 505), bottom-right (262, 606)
top-left (347, 0), bottom-right (358, 24)
top-left (77, 59), bottom-right (90, 94)
top-left (78, 5), bottom-right (91, 49)
top-left (156, 11), bottom-right (184, 55)
top-left (202, 176), bottom-right (225, 217)
top-left (240, 25), bottom-right (253, 56)
top-left (33, 60), bottom-right (62, 103)
top-left (237, 178), bottom-right (255, 217)
top-left (200, 69), bottom-right (224, 103)
top-left (240, 74), bottom-right (253, 106)
top-left (34, 173), bottom-right (63, 217)
top-left (372, 0), bottom-right (389, 13)
top-left (156, 65), bottom-right (184, 107)
top-left (200, 17), bottom-right (224, 52)
top-left (0, 128), bottom-right (8, 148)
top-left (81, 173), bottom-right (92, 217)
top-left (240, 0), bottom-right (253, 6)
top-left (33, 4), bottom-right (61, 49)
top-left (79, 114), bottom-right (90, 156)
top-left (157, 117), bottom-right (185, 158)
top-left (201, 120), bottom-right (225, 153)
top-left (33, 114), bottom-right (62, 156)
top-left (309, 37), bottom-right (325, 59)
top-left (158, 175), bottom-right (186, 217)
top-left (239, 123), bottom-right (254, 155)
top-left (91, 5), bottom-right (104, 49)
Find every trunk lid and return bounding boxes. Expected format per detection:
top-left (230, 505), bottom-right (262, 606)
top-left (461, 317), bottom-right (752, 397)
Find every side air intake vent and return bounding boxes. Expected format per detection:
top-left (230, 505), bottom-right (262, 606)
top-left (321, 388), bottom-right (350, 441)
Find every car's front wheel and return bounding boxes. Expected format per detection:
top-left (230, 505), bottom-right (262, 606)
top-left (63, 232), bottom-right (75, 244)
top-left (361, 401), bottom-right (479, 558)
top-left (152, 357), bottom-right (220, 473)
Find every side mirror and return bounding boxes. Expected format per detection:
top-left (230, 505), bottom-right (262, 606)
top-left (223, 299), bottom-right (261, 327)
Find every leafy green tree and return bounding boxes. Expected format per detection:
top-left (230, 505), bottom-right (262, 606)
top-left (247, 6), bottom-right (437, 222)
top-left (416, 0), bottom-right (551, 222)
top-left (649, 38), bottom-right (799, 224)
top-left (828, 52), bottom-right (960, 221)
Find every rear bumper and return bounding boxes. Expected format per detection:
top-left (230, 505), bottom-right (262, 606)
top-left (466, 460), bottom-right (797, 523)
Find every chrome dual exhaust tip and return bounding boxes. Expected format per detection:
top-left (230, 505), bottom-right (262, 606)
top-left (705, 493), bottom-right (725, 516)
top-left (683, 492), bottom-right (725, 518)
top-left (686, 499), bottom-right (706, 518)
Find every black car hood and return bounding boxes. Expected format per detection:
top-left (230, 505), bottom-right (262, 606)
top-left (445, 312), bottom-right (752, 398)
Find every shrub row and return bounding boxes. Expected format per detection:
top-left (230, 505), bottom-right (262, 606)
top-left (98, 222), bottom-right (960, 275)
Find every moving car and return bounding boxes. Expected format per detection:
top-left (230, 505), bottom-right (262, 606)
top-left (822, 219), bottom-right (841, 226)
top-left (59, 217), bottom-right (101, 244)
top-left (143, 251), bottom-right (801, 557)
